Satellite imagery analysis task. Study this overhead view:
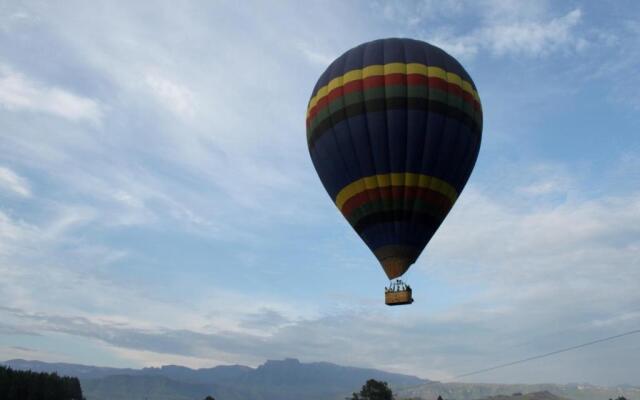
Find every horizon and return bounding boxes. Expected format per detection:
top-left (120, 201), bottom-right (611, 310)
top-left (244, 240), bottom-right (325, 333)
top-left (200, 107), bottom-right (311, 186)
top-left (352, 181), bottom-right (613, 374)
top-left (2, 356), bottom-right (425, 373)
top-left (1, 0), bottom-right (639, 388)
top-left (4, 357), bottom-right (639, 387)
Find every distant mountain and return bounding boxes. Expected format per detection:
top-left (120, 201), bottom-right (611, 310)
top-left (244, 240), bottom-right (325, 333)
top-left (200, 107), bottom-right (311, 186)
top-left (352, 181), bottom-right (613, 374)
top-left (239, 358), bottom-right (427, 388)
top-left (139, 364), bottom-right (253, 385)
top-left (1, 359), bottom-right (251, 383)
top-left (2, 358), bottom-right (428, 400)
top-left (2, 359), bottom-right (139, 380)
top-left (397, 382), bottom-right (640, 400)
top-left (5, 358), bottom-right (639, 400)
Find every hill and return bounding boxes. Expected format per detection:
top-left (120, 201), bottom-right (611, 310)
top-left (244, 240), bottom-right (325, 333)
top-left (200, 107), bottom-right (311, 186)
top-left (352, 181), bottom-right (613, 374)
top-left (3, 358), bottom-right (427, 400)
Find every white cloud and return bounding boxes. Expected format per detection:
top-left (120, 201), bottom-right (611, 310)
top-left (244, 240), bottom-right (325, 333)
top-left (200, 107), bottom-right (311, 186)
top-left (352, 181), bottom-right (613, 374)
top-left (430, 187), bottom-right (640, 278)
top-left (0, 9), bottom-right (39, 33)
top-left (0, 65), bottom-right (103, 123)
top-left (485, 9), bottom-right (585, 57)
top-left (378, 0), bottom-right (465, 27)
top-left (519, 180), bottom-right (562, 196)
top-left (424, 7), bottom-right (585, 59)
top-left (0, 3), bottom-right (315, 239)
top-left (0, 205), bottom-right (116, 271)
top-left (1, 176), bottom-right (638, 383)
top-left (0, 166), bottom-right (31, 197)
top-left (586, 19), bottom-right (640, 110)
top-left (380, 0), bottom-right (586, 59)
top-left (0, 0), bottom-right (638, 385)
top-left (109, 347), bottom-right (227, 369)
top-left (0, 345), bottom-right (73, 364)
top-left (297, 42), bottom-right (336, 67)
top-left (516, 163), bottom-right (573, 197)
top-left (0, 211), bottom-right (37, 257)
top-left (145, 73), bottom-right (196, 118)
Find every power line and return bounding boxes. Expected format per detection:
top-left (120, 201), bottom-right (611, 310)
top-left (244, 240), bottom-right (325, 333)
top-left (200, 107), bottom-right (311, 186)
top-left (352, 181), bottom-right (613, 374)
top-left (453, 328), bottom-right (640, 380)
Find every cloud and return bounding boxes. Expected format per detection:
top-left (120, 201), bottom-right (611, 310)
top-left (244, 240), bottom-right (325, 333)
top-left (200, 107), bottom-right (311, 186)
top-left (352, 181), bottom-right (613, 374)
top-left (0, 166), bottom-right (31, 197)
top-left (0, 0), bottom-right (638, 386)
top-left (430, 187), bottom-right (640, 280)
top-left (378, 1), bottom-right (586, 59)
top-left (2, 288), bottom-right (639, 384)
top-left (582, 19), bottom-right (640, 110)
top-left (0, 2), bottom-right (319, 242)
top-left (0, 205), bottom-right (128, 304)
top-left (109, 347), bottom-right (226, 369)
top-left (0, 345), bottom-right (71, 364)
top-left (296, 41), bottom-right (336, 67)
top-left (0, 9), bottom-right (39, 33)
top-left (239, 308), bottom-right (293, 333)
top-left (1, 175), bottom-right (638, 384)
top-left (511, 163), bottom-right (574, 199)
top-left (0, 210), bottom-right (38, 257)
top-left (0, 65), bottom-right (102, 123)
top-left (428, 8), bottom-right (585, 59)
top-left (0, 322), bottom-right (40, 336)
top-left (145, 73), bottom-right (197, 118)
top-left (377, 0), bottom-right (465, 27)
top-left (487, 8), bottom-right (585, 56)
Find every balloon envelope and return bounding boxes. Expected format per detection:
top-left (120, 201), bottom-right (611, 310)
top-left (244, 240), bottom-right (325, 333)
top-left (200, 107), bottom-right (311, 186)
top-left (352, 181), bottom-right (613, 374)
top-left (306, 38), bottom-right (482, 279)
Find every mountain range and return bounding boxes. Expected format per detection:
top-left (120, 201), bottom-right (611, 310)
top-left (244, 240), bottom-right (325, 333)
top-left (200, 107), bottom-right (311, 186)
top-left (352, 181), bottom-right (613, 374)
top-left (2, 358), bottom-right (639, 400)
top-left (2, 358), bottom-right (426, 400)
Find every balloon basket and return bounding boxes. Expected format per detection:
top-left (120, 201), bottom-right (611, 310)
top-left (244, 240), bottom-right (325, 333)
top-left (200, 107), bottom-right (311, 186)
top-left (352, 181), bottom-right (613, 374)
top-left (384, 279), bottom-right (414, 306)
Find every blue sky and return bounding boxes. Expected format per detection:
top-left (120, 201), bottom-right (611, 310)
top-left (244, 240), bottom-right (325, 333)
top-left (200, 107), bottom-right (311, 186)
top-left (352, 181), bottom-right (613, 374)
top-left (1, 0), bottom-right (639, 385)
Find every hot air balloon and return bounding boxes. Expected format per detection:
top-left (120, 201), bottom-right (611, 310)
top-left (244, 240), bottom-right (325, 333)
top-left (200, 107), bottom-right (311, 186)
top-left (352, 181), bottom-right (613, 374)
top-left (306, 38), bottom-right (482, 305)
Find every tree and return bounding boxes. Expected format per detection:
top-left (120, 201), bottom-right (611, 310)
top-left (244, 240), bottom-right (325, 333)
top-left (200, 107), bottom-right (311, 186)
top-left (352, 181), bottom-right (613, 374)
top-left (0, 366), bottom-right (84, 400)
top-left (349, 379), bottom-right (393, 400)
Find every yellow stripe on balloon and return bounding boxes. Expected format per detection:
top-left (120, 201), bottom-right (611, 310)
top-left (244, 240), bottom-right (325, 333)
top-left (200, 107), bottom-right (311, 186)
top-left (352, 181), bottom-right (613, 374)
top-left (334, 173), bottom-right (458, 211)
top-left (307, 63), bottom-right (480, 117)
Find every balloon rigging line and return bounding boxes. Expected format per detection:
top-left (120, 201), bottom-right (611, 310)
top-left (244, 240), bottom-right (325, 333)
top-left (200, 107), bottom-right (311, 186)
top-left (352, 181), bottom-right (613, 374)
top-left (452, 328), bottom-right (640, 380)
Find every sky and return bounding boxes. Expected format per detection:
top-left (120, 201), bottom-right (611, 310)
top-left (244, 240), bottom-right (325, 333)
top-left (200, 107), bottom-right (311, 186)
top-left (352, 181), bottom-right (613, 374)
top-left (1, 0), bottom-right (639, 386)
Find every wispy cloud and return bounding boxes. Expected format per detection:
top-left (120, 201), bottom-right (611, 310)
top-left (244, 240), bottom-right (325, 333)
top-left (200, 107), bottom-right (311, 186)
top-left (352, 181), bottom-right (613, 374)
top-left (0, 210), bottom-right (38, 257)
top-left (0, 166), bottom-right (31, 197)
top-left (430, 187), bottom-right (640, 284)
top-left (296, 41), bottom-right (340, 67)
top-left (0, 0), bottom-right (638, 386)
top-left (378, 1), bottom-right (586, 59)
top-left (1, 172), bottom-right (638, 383)
top-left (0, 64), bottom-right (103, 123)
top-left (0, 345), bottom-right (71, 364)
top-left (377, 0), bottom-right (465, 27)
top-left (428, 8), bottom-right (585, 59)
top-left (515, 163), bottom-right (573, 197)
top-left (145, 73), bottom-right (197, 118)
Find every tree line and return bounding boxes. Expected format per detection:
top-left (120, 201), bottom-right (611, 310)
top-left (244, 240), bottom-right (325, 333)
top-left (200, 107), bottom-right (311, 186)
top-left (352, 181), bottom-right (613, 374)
top-left (0, 366), bottom-right (84, 400)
